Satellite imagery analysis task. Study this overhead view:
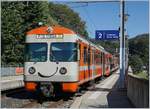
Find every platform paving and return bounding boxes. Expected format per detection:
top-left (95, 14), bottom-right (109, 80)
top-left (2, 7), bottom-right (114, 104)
top-left (71, 71), bottom-right (134, 108)
top-left (1, 75), bottom-right (24, 91)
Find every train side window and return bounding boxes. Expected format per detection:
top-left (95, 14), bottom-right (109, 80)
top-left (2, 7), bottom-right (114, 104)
top-left (84, 47), bottom-right (87, 64)
top-left (107, 58), bottom-right (109, 65)
top-left (107, 58), bottom-right (108, 65)
top-left (95, 53), bottom-right (97, 65)
top-left (96, 53), bottom-right (101, 65)
top-left (78, 44), bottom-right (81, 60)
top-left (106, 58), bottom-right (108, 65)
top-left (88, 48), bottom-right (91, 64)
top-left (99, 52), bottom-right (101, 64)
top-left (94, 52), bottom-right (97, 64)
top-left (101, 52), bottom-right (103, 65)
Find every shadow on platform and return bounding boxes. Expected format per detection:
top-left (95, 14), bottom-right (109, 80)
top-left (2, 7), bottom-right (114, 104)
top-left (88, 79), bottom-right (135, 108)
top-left (107, 80), bottom-right (135, 108)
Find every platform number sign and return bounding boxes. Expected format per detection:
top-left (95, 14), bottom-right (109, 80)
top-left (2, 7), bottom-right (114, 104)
top-left (98, 32), bottom-right (103, 39)
top-left (95, 30), bottom-right (119, 40)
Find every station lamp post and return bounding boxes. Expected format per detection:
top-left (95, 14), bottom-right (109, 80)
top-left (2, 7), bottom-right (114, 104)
top-left (119, 0), bottom-right (130, 89)
top-left (118, 0), bottom-right (125, 88)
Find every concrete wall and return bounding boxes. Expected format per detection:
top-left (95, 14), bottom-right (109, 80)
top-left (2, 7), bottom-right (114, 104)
top-left (127, 73), bottom-right (149, 108)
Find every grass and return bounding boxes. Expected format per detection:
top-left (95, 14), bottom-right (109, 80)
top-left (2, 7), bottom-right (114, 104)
top-left (134, 71), bottom-right (149, 80)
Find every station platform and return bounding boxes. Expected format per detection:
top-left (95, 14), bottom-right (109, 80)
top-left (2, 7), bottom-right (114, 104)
top-left (71, 70), bottom-right (134, 108)
top-left (1, 75), bottom-right (24, 91)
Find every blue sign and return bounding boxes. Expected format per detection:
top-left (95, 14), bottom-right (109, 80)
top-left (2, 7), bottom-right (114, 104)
top-left (95, 30), bottom-right (119, 40)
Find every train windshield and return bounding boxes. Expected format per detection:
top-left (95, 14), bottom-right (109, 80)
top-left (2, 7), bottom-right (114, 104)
top-left (25, 43), bottom-right (47, 62)
top-left (50, 42), bottom-right (77, 62)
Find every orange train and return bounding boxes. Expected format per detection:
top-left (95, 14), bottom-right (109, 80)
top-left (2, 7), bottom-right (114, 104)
top-left (24, 26), bottom-right (118, 97)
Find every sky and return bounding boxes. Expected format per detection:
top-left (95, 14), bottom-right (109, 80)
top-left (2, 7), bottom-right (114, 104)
top-left (52, 0), bottom-right (149, 39)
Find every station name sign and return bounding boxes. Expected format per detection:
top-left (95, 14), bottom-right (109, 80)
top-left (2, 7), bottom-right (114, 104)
top-left (35, 34), bottom-right (64, 39)
top-left (95, 30), bottom-right (119, 40)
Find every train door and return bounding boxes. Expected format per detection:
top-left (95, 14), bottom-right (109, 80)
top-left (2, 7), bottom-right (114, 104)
top-left (106, 55), bottom-right (109, 76)
top-left (101, 52), bottom-right (103, 76)
top-left (110, 56), bottom-right (112, 73)
top-left (83, 45), bottom-right (88, 80)
top-left (93, 49), bottom-right (97, 77)
top-left (78, 41), bottom-right (83, 82)
top-left (91, 49), bottom-right (94, 78)
top-left (107, 57), bottom-right (110, 75)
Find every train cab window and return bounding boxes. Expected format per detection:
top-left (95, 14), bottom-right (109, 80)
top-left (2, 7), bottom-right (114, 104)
top-left (50, 42), bottom-right (77, 62)
top-left (25, 43), bottom-right (47, 62)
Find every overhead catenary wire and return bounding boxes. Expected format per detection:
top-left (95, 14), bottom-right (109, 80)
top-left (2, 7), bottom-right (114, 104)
top-left (83, 4), bottom-right (97, 30)
top-left (65, 2), bottom-right (95, 38)
top-left (63, 0), bottom-right (120, 4)
top-left (82, 3), bottom-right (97, 37)
top-left (69, 3), bottom-right (88, 8)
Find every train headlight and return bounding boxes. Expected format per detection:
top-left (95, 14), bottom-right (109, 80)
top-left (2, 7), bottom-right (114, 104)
top-left (59, 67), bottom-right (67, 75)
top-left (28, 67), bottom-right (36, 74)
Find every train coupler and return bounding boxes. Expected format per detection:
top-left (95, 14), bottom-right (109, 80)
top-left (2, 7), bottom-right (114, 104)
top-left (40, 82), bottom-right (55, 97)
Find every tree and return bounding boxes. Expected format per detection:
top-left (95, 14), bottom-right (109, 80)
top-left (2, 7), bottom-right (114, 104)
top-left (1, 2), bottom-right (25, 66)
top-left (129, 55), bottom-right (143, 74)
top-left (1, 1), bottom-right (89, 66)
top-left (1, 1), bottom-right (58, 66)
top-left (90, 39), bottom-right (119, 54)
top-left (129, 33), bottom-right (149, 73)
top-left (22, 1), bottom-right (58, 32)
top-left (48, 2), bottom-right (89, 38)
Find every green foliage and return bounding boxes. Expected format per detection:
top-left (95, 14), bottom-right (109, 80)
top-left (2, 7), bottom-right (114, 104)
top-left (1, 1), bottom-right (58, 66)
top-left (129, 55), bottom-right (144, 74)
top-left (1, 1), bottom-right (88, 66)
top-left (90, 39), bottom-right (119, 54)
top-left (2, 2), bottom-right (25, 66)
top-left (22, 1), bottom-right (58, 31)
top-left (129, 33), bottom-right (149, 73)
top-left (135, 71), bottom-right (149, 80)
top-left (48, 2), bottom-right (88, 38)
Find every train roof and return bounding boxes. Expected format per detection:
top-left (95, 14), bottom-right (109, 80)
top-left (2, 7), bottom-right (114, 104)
top-left (27, 26), bottom-right (75, 35)
top-left (76, 34), bottom-right (106, 52)
top-left (26, 26), bottom-right (111, 54)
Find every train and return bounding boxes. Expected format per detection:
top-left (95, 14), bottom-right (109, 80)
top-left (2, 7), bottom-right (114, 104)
top-left (24, 25), bottom-right (118, 97)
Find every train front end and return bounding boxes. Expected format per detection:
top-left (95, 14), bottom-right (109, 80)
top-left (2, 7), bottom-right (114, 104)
top-left (24, 26), bottom-right (79, 97)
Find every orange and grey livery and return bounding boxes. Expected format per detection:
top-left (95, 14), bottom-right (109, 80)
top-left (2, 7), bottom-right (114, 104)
top-left (24, 25), bottom-right (118, 97)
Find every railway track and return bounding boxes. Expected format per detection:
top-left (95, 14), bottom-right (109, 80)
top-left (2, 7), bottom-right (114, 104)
top-left (1, 83), bottom-right (95, 108)
top-left (1, 87), bottom-right (75, 108)
top-left (1, 73), bottom-right (112, 108)
top-left (20, 94), bottom-right (75, 108)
